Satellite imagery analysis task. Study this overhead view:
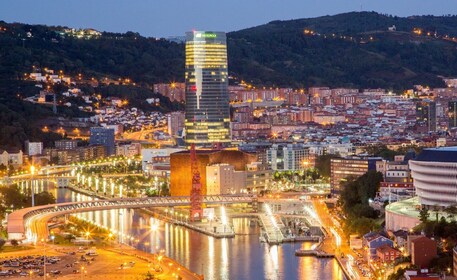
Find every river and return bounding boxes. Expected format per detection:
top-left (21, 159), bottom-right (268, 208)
top-left (56, 188), bottom-right (346, 280)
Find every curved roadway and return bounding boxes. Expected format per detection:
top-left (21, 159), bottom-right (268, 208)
top-left (8, 195), bottom-right (255, 243)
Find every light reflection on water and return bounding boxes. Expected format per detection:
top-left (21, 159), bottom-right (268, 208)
top-left (57, 189), bottom-right (346, 280)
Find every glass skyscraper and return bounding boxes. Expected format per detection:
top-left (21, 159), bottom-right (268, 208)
top-left (184, 31), bottom-right (231, 146)
top-left (416, 99), bottom-right (436, 132)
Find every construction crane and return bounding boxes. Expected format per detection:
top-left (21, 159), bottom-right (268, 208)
top-left (189, 143), bottom-right (203, 221)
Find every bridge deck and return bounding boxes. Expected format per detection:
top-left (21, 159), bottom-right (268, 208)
top-left (7, 195), bottom-right (255, 241)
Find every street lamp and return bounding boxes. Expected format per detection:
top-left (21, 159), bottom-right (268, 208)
top-left (303, 160), bottom-right (309, 185)
top-left (221, 206), bottom-right (227, 233)
top-left (30, 165), bottom-right (36, 207)
top-left (41, 238), bottom-right (47, 280)
top-left (208, 212), bottom-right (214, 229)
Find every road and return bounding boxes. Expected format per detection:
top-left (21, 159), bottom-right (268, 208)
top-left (312, 200), bottom-right (371, 280)
top-left (120, 127), bottom-right (173, 146)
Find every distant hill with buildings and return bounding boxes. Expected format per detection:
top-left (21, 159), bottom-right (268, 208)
top-left (1, 12), bottom-right (457, 90)
top-left (1, 12), bottom-right (457, 149)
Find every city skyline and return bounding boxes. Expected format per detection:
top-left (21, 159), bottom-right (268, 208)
top-left (1, 0), bottom-right (457, 37)
top-left (1, 2), bottom-right (457, 279)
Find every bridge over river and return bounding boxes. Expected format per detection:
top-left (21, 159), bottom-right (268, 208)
top-left (8, 195), bottom-right (255, 242)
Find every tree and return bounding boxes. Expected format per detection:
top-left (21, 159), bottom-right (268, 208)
top-left (444, 205), bottom-right (457, 221)
top-left (364, 144), bottom-right (399, 160)
top-left (339, 170), bottom-right (383, 217)
top-left (344, 217), bottom-right (380, 236)
top-left (315, 154), bottom-right (340, 178)
top-left (160, 182), bottom-right (170, 196)
top-left (144, 271), bottom-right (155, 280)
top-left (0, 239), bottom-right (5, 250)
top-left (419, 207), bottom-right (430, 223)
top-left (0, 185), bottom-right (26, 210)
top-left (33, 191), bottom-right (56, 206)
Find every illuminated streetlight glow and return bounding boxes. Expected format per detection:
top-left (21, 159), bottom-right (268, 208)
top-left (95, 178), bottom-right (99, 192)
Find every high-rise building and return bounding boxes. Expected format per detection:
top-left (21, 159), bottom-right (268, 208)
top-left (167, 111), bottom-right (185, 137)
top-left (416, 99), bottom-right (436, 132)
top-left (184, 31), bottom-right (231, 146)
top-left (24, 141), bottom-right (43, 156)
top-left (89, 127), bottom-right (115, 156)
top-left (448, 101), bottom-right (457, 128)
top-left (267, 144), bottom-right (311, 171)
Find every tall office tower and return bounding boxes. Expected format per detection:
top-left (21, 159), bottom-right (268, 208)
top-left (184, 31), bottom-right (231, 146)
top-left (416, 99), bottom-right (436, 132)
top-left (449, 101), bottom-right (457, 128)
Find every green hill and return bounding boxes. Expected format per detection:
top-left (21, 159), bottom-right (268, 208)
top-left (227, 11), bottom-right (457, 89)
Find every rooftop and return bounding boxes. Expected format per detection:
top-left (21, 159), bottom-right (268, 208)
top-left (414, 146), bottom-right (457, 163)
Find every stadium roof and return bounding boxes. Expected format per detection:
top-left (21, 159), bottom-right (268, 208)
top-left (414, 147), bottom-right (457, 163)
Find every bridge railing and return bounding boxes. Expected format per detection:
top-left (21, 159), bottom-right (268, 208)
top-left (8, 194), bottom-right (256, 240)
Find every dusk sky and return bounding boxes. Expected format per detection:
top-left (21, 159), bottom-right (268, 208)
top-left (2, 0), bottom-right (457, 37)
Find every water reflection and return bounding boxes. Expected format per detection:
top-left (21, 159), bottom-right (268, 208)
top-left (57, 189), bottom-right (346, 280)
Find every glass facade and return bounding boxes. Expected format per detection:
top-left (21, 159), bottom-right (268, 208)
top-left (184, 31), bottom-right (231, 145)
top-left (416, 100), bottom-right (436, 132)
top-left (449, 101), bottom-right (457, 128)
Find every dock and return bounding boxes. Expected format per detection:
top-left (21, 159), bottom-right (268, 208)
top-left (295, 249), bottom-right (335, 258)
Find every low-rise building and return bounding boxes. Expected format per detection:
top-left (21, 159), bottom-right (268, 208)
top-left (116, 142), bottom-right (141, 157)
top-left (411, 236), bottom-right (437, 269)
top-left (376, 244), bottom-right (401, 263)
top-left (141, 148), bottom-right (185, 173)
top-left (170, 149), bottom-right (258, 196)
top-left (7, 150), bottom-right (23, 166)
top-left (245, 162), bottom-right (272, 192)
top-left (55, 139), bottom-right (78, 150)
top-left (331, 157), bottom-right (382, 194)
top-left (404, 270), bottom-right (440, 280)
top-left (363, 232), bottom-right (394, 259)
top-left (44, 145), bottom-right (105, 165)
top-left (206, 164), bottom-right (246, 195)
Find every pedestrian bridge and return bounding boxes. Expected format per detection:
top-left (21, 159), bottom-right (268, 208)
top-left (8, 195), bottom-right (255, 241)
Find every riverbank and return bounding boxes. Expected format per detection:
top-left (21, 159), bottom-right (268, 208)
top-left (0, 243), bottom-right (202, 280)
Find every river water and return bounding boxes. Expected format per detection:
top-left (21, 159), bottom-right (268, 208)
top-left (56, 188), bottom-right (346, 280)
